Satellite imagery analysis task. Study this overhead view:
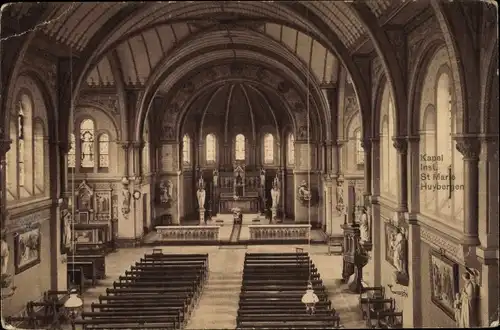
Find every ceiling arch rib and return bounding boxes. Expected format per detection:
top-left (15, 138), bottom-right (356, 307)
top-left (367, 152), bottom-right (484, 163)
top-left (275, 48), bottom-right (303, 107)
top-left (41, 3), bottom-right (128, 51)
top-left (262, 23), bottom-right (339, 84)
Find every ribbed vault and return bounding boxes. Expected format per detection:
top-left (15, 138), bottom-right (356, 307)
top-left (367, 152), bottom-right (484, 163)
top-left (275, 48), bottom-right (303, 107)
top-left (182, 83), bottom-right (287, 144)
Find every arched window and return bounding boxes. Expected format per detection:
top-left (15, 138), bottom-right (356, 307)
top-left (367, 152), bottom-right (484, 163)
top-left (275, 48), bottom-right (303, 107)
top-left (355, 129), bottom-right (364, 165)
top-left (18, 102), bottom-right (25, 187)
top-left (98, 133), bottom-right (109, 169)
top-left (235, 134), bottom-right (245, 160)
top-left (388, 98), bottom-right (397, 196)
top-left (206, 133), bottom-right (216, 162)
top-left (287, 133), bottom-right (295, 165)
top-left (381, 116), bottom-right (389, 193)
top-left (80, 119), bottom-right (95, 168)
top-left (34, 122), bottom-right (45, 192)
top-left (183, 134), bottom-right (191, 164)
top-left (68, 133), bottom-right (76, 168)
top-left (263, 133), bottom-right (274, 164)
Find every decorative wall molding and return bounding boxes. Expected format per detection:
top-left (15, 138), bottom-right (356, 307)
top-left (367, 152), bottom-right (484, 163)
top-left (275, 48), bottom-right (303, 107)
top-left (420, 225), bottom-right (463, 263)
top-left (4, 208), bottom-right (51, 233)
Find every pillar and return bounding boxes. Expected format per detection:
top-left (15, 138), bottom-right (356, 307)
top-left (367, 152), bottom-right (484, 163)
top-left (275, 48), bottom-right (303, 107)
top-left (454, 136), bottom-right (481, 246)
top-left (392, 137), bottom-right (408, 212)
top-left (370, 138), bottom-right (382, 286)
top-left (361, 138), bottom-right (372, 200)
top-left (403, 136), bottom-right (422, 328)
top-left (323, 175), bottom-right (334, 234)
top-left (336, 140), bottom-right (348, 175)
top-left (0, 137), bottom-right (11, 227)
top-left (324, 141), bottom-right (333, 174)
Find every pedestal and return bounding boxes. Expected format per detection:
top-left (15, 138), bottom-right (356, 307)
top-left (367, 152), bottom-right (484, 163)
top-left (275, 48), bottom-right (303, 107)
top-left (271, 207), bottom-right (277, 221)
top-left (199, 208), bottom-right (205, 225)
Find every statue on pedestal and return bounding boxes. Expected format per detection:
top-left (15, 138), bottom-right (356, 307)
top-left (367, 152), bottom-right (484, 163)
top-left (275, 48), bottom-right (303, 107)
top-left (270, 179), bottom-right (281, 209)
top-left (359, 206), bottom-right (370, 243)
top-left (213, 169), bottom-right (219, 187)
top-left (196, 178), bottom-right (206, 209)
top-left (336, 179), bottom-right (345, 213)
top-left (298, 180), bottom-right (312, 205)
top-left (454, 268), bottom-right (480, 328)
top-left (260, 168), bottom-right (266, 187)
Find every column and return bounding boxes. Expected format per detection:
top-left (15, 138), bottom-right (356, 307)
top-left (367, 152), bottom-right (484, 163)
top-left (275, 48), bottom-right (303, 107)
top-left (336, 140), bottom-right (348, 175)
top-left (455, 136), bottom-right (481, 246)
top-left (370, 137), bottom-right (382, 286)
top-left (403, 136), bottom-right (422, 328)
top-left (324, 140), bottom-right (333, 173)
top-left (323, 175), bottom-right (333, 234)
top-left (392, 137), bottom-right (408, 212)
top-left (0, 137), bottom-right (12, 227)
top-left (131, 141), bottom-right (144, 178)
top-left (361, 138), bottom-right (372, 201)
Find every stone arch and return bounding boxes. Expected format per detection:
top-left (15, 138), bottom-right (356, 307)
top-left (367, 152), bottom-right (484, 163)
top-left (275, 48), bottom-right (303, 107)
top-left (135, 44), bottom-right (329, 144)
top-left (175, 78), bottom-right (299, 146)
top-left (408, 38), bottom-right (446, 136)
top-left (430, 1), bottom-right (471, 134)
top-left (76, 102), bottom-right (122, 140)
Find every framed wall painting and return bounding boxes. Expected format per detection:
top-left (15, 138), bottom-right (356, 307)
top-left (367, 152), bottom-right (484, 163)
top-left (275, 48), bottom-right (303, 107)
top-left (14, 224), bottom-right (42, 274)
top-left (384, 221), bottom-right (397, 267)
top-left (429, 249), bottom-right (459, 320)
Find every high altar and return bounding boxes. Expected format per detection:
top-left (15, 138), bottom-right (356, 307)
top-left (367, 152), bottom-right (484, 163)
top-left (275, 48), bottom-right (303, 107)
top-left (218, 162), bottom-right (262, 213)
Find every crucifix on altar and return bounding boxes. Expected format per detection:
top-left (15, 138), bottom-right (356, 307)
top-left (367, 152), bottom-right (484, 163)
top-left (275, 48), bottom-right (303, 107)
top-left (233, 163), bottom-right (245, 197)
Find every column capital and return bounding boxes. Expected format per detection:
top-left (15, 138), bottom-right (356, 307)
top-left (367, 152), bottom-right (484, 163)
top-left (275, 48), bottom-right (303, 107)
top-left (392, 136), bottom-right (408, 155)
top-left (0, 139), bottom-right (12, 157)
top-left (454, 136), bottom-right (481, 161)
top-left (336, 139), bottom-right (348, 147)
top-left (117, 141), bottom-right (131, 150)
top-left (131, 141), bottom-right (144, 149)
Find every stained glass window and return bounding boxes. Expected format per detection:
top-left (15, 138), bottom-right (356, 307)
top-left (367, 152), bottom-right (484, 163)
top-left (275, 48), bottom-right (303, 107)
top-left (80, 119), bottom-right (95, 168)
top-left (34, 123), bottom-right (44, 190)
top-left (183, 134), bottom-right (191, 164)
top-left (68, 133), bottom-right (76, 168)
top-left (355, 130), bottom-right (364, 165)
top-left (98, 133), bottom-right (109, 168)
top-left (287, 133), bottom-right (295, 165)
top-left (18, 103), bottom-right (25, 187)
top-left (235, 134), bottom-right (245, 160)
top-left (206, 133), bottom-right (216, 162)
top-left (263, 133), bottom-right (274, 164)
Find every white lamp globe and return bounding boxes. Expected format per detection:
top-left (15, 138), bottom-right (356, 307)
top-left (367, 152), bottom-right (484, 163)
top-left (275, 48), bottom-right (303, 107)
top-left (64, 289), bottom-right (83, 316)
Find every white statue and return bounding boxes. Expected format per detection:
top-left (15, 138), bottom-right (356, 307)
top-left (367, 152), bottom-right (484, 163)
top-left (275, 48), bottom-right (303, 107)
top-left (270, 183), bottom-right (280, 209)
top-left (1, 231), bottom-right (9, 276)
top-left (62, 209), bottom-right (73, 250)
top-left (359, 207), bottom-right (370, 243)
top-left (260, 168), bottom-right (266, 187)
top-left (196, 187), bottom-right (206, 209)
top-left (122, 188), bottom-right (131, 214)
top-left (213, 169), bottom-right (219, 186)
top-left (456, 268), bottom-right (480, 328)
top-left (390, 228), bottom-right (406, 273)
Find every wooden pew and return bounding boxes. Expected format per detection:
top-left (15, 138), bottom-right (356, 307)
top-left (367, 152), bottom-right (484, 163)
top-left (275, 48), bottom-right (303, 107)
top-left (376, 311), bottom-right (403, 328)
top-left (359, 286), bottom-right (386, 320)
top-left (67, 267), bottom-right (85, 294)
top-left (365, 299), bottom-right (396, 328)
top-left (72, 317), bottom-right (178, 330)
top-left (72, 254), bottom-right (106, 279)
top-left (68, 260), bottom-right (98, 286)
top-left (238, 252), bottom-right (339, 329)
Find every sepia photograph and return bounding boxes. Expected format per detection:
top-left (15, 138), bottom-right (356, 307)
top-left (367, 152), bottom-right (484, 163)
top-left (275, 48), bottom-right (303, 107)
top-left (0, 1), bottom-right (497, 329)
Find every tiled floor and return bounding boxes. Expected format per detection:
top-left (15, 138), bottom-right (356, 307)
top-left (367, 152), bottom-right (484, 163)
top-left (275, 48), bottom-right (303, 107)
top-left (59, 244), bottom-right (367, 329)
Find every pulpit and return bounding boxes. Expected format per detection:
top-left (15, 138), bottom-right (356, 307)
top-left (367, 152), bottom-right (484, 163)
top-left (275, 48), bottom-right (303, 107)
top-left (341, 221), bottom-right (369, 293)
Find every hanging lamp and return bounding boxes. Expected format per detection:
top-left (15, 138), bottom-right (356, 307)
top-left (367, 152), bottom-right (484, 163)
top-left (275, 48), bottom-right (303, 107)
top-left (301, 7), bottom-right (319, 314)
top-left (63, 50), bottom-right (84, 322)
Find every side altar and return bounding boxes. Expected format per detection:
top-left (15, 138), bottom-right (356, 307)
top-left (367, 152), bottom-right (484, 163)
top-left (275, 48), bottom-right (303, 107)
top-left (217, 162), bottom-right (263, 213)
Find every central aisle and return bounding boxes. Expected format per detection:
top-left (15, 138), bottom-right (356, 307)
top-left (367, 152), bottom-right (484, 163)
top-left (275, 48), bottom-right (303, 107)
top-left (185, 247), bottom-right (246, 330)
